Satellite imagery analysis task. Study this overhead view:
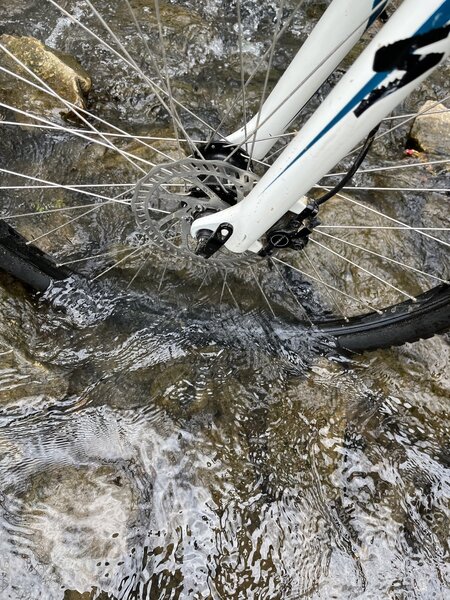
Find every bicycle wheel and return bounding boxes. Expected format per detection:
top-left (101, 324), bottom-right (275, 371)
top-left (0, 0), bottom-right (449, 353)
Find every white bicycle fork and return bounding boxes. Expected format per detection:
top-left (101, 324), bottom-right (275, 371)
top-left (191, 0), bottom-right (450, 254)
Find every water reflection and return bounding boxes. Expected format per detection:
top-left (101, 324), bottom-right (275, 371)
top-left (1, 0), bottom-right (449, 596)
top-left (0, 275), bottom-right (449, 599)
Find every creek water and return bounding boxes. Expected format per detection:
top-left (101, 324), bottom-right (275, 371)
top-left (0, 1), bottom-right (449, 599)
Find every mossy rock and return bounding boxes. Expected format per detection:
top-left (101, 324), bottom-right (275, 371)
top-left (0, 34), bottom-right (91, 120)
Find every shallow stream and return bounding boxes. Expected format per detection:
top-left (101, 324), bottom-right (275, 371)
top-left (0, 1), bottom-right (449, 599)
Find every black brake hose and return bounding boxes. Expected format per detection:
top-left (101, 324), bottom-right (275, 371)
top-left (316, 122), bottom-right (381, 206)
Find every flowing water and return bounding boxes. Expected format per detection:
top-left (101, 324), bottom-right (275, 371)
top-left (0, 1), bottom-right (449, 599)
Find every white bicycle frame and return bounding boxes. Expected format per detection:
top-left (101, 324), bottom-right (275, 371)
top-left (191, 0), bottom-right (450, 254)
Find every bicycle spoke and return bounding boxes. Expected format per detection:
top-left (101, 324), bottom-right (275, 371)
top-left (0, 171), bottom-right (171, 260)
top-left (269, 257), bottom-right (313, 324)
top-left (0, 45), bottom-right (169, 168)
top-left (0, 184), bottom-right (137, 190)
top-left (219, 272), bottom-right (228, 307)
top-left (197, 272), bottom-right (210, 293)
top-left (126, 249), bottom-right (152, 289)
top-left (302, 249), bottom-right (347, 319)
top-left (247, 0), bottom-right (286, 165)
top-left (265, 144), bottom-right (287, 163)
top-left (0, 121), bottom-right (209, 144)
top-left (236, 0), bottom-right (248, 138)
top-left (0, 168), bottom-right (136, 205)
top-left (9, 182), bottom-right (191, 193)
top-left (65, 0), bottom-right (210, 151)
top-left (151, 0), bottom-right (183, 155)
top-left (208, 0), bottom-right (307, 144)
top-left (24, 185), bottom-right (133, 246)
top-left (0, 102), bottom-right (151, 174)
top-left (249, 266), bottom-right (276, 318)
top-left (345, 94), bottom-right (450, 159)
top-left (27, 204), bottom-right (106, 245)
top-left (314, 230), bottom-right (449, 284)
top-left (91, 244), bottom-right (149, 281)
top-left (124, 0), bottom-right (188, 155)
top-left (46, 0), bottom-right (217, 139)
top-left (27, 185), bottom-right (134, 245)
top-left (278, 106), bottom-right (450, 145)
top-left (324, 158), bottom-right (450, 177)
top-left (383, 106), bottom-right (450, 121)
top-left (316, 225), bottom-right (450, 231)
top-left (2, 203), bottom-right (114, 220)
top-left (272, 256), bottom-right (381, 314)
top-left (317, 187), bottom-right (450, 249)
top-left (225, 280), bottom-right (240, 311)
top-left (312, 98), bottom-right (450, 178)
top-left (57, 247), bottom-right (135, 267)
top-left (309, 238), bottom-right (417, 301)
top-left (335, 186), bottom-right (450, 193)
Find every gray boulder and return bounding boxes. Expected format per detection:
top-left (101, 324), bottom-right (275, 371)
top-left (409, 100), bottom-right (450, 156)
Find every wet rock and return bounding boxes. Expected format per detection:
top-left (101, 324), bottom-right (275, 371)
top-left (63, 591), bottom-right (96, 600)
top-left (63, 591), bottom-right (113, 600)
top-left (0, 35), bottom-right (91, 120)
top-left (0, 347), bottom-right (68, 407)
top-left (0, 281), bottom-right (69, 409)
top-left (3, 189), bottom-right (83, 257)
top-left (296, 194), bottom-right (422, 313)
top-left (409, 101), bottom-right (450, 156)
top-left (0, 0), bottom-right (36, 20)
top-left (69, 126), bottom-right (186, 181)
top-left (53, 0), bottom-right (220, 127)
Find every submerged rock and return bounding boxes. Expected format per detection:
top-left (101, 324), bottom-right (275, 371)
top-left (0, 34), bottom-right (91, 119)
top-left (20, 464), bottom-right (139, 593)
top-left (409, 100), bottom-right (450, 156)
top-left (0, 347), bottom-right (68, 408)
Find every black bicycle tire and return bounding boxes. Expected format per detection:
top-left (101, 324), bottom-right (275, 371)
top-left (0, 220), bottom-right (448, 353)
top-left (0, 219), bottom-right (71, 292)
top-left (316, 284), bottom-right (450, 353)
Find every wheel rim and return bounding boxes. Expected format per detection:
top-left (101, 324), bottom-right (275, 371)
top-left (0, 0), bottom-right (448, 322)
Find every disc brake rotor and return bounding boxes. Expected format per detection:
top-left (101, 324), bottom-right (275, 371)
top-left (132, 158), bottom-right (259, 268)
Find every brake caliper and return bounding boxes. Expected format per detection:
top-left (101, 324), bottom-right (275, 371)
top-left (259, 200), bottom-right (320, 256)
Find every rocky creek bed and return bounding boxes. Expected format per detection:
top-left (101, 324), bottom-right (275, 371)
top-left (0, 1), bottom-right (449, 599)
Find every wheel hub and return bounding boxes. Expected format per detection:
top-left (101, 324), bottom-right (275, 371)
top-left (132, 158), bottom-right (259, 267)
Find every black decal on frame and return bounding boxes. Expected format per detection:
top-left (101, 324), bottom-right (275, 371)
top-left (354, 24), bottom-right (450, 117)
